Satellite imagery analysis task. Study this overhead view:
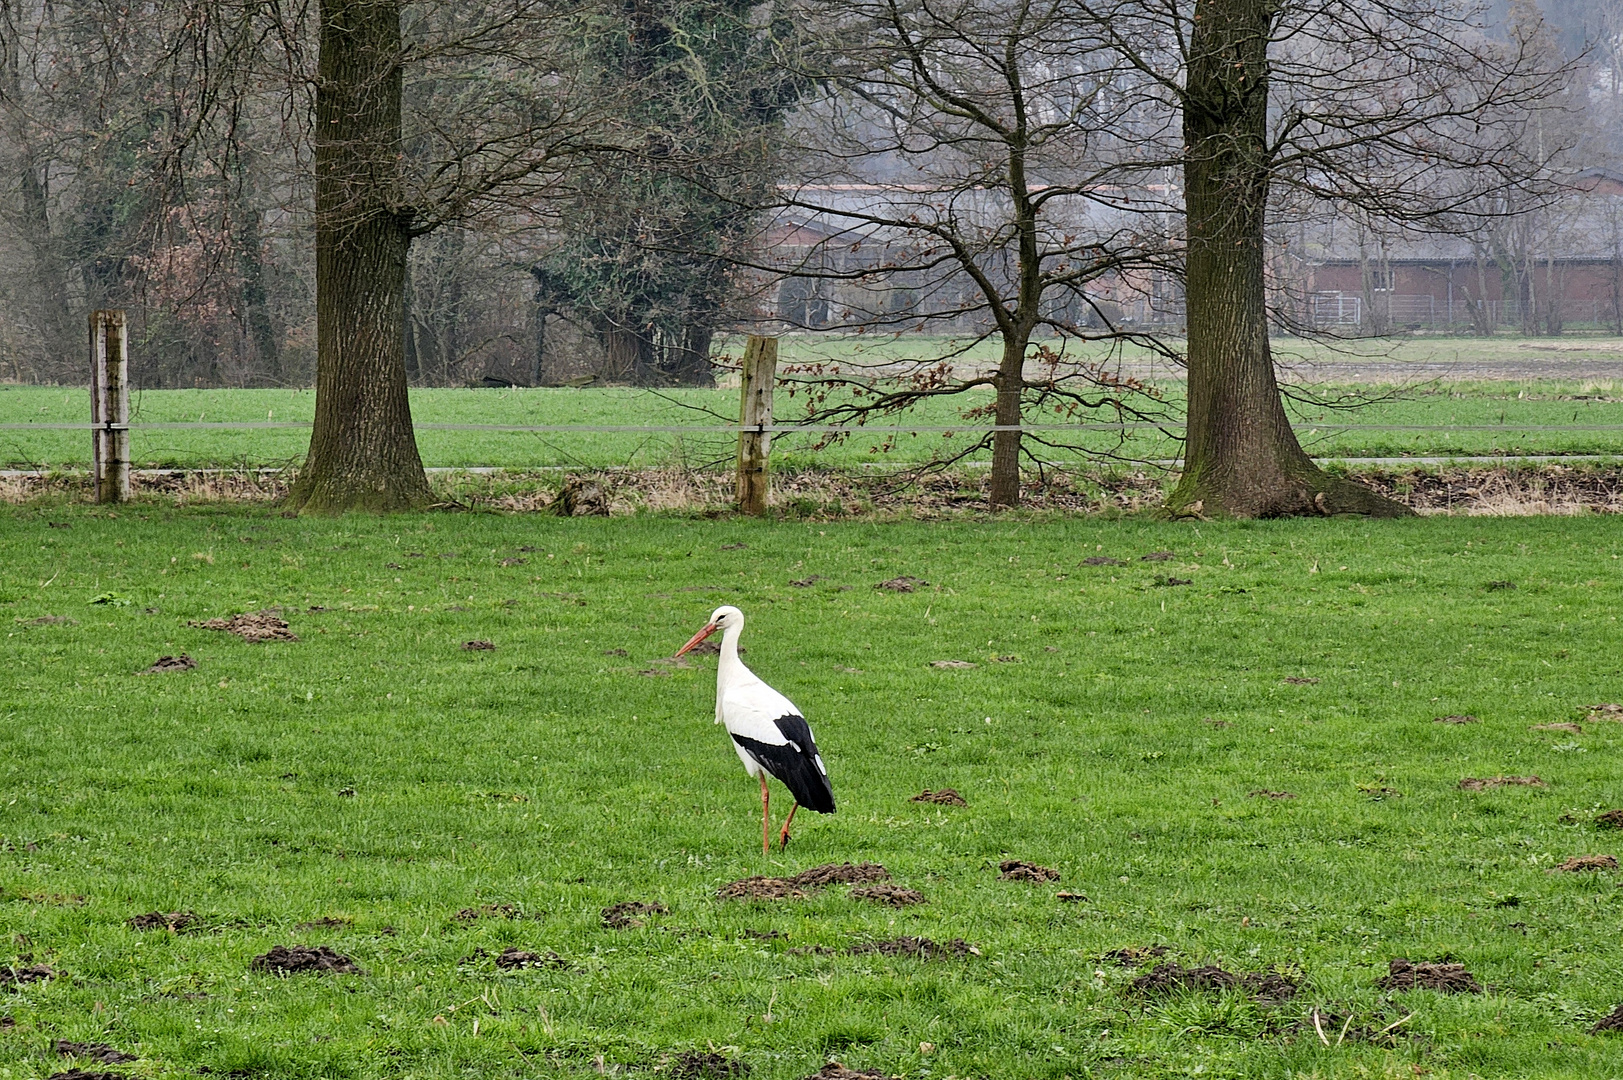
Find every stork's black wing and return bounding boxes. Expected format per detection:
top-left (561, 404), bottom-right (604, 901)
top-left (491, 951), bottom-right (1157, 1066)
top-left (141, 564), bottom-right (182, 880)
top-left (731, 714), bottom-right (835, 813)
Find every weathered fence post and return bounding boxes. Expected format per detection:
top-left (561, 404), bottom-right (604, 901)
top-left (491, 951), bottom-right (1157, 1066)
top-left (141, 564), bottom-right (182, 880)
top-left (90, 310), bottom-right (130, 504)
top-left (735, 335), bottom-right (777, 515)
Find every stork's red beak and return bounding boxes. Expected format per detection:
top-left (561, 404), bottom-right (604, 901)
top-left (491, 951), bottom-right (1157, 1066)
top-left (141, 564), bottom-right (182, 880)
top-left (674, 622), bottom-right (718, 658)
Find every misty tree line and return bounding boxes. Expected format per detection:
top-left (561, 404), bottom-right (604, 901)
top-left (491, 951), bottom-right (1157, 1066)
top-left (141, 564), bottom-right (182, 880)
top-left (0, 0), bottom-right (1609, 514)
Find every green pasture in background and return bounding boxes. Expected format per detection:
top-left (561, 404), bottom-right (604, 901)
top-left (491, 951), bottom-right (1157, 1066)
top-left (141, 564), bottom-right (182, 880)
top-left (2, 507), bottom-right (1622, 1077)
top-left (4, 377), bottom-right (1623, 471)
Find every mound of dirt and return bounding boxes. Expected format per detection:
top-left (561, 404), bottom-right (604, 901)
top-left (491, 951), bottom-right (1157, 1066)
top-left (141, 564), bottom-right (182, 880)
top-left (1130, 962), bottom-right (1297, 1002)
top-left (671, 1051), bottom-right (750, 1079)
top-left (601, 901), bottom-right (667, 929)
top-left (998, 859), bottom-right (1059, 882)
top-left (849, 937), bottom-right (979, 959)
top-left (1552, 855), bottom-right (1617, 872)
top-left (801, 1066), bottom-right (892, 1080)
top-left (1592, 1003), bottom-right (1623, 1033)
top-left (550, 476), bottom-right (610, 517)
top-left (930, 660), bottom-right (976, 669)
top-left (1583, 704), bottom-right (1623, 721)
top-left (55, 1043), bottom-right (137, 1065)
top-left (1283, 676), bottom-right (1319, 685)
top-left (1100, 945), bottom-right (1169, 967)
top-left (1434, 714), bottom-right (1478, 724)
top-left (791, 863), bottom-right (890, 888)
top-left (849, 885), bottom-right (925, 907)
top-left (910, 789), bottom-right (967, 806)
top-left (717, 877), bottom-right (808, 902)
top-left (189, 610), bottom-right (297, 643)
top-left (461, 640), bottom-right (495, 652)
top-left (1459, 775), bottom-right (1546, 790)
top-left (141, 655), bottom-right (195, 675)
top-left (1532, 722), bottom-right (1583, 734)
top-left (126, 911), bottom-right (195, 932)
top-left (1081, 556), bottom-right (1127, 566)
top-left (875, 576), bottom-right (928, 592)
top-left (495, 947), bottom-right (565, 970)
top-left (1596, 810), bottom-right (1623, 829)
top-left (1376, 958), bottom-right (1481, 994)
top-left (1248, 790), bottom-right (1298, 800)
top-left (250, 945), bottom-right (362, 975)
top-left (0, 963), bottom-right (55, 986)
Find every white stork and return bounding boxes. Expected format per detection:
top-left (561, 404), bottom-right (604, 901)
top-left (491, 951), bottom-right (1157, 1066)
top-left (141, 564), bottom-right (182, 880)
top-left (675, 605), bottom-right (835, 853)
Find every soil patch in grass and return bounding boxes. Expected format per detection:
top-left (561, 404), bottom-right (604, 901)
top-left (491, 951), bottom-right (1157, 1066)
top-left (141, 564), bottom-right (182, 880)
top-left (801, 1066), bottom-right (891, 1080)
top-left (1532, 722), bottom-right (1583, 734)
top-left (55, 1042), bottom-right (137, 1065)
top-left (849, 884), bottom-right (925, 907)
top-left (1595, 810), bottom-right (1623, 829)
top-left (295, 917), bottom-right (352, 930)
top-left (1248, 790), bottom-right (1297, 800)
top-left (789, 575), bottom-right (825, 588)
top-left (1130, 962), bottom-right (1297, 1003)
top-left (141, 655), bottom-right (195, 675)
top-left (1592, 1003), bottom-right (1623, 1033)
top-left (998, 859), bottom-right (1059, 882)
top-left (1435, 714), bottom-right (1478, 724)
top-left (495, 947), bottom-right (565, 970)
top-left (1101, 945), bottom-right (1170, 967)
top-left (929, 659), bottom-right (976, 669)
top-left (48, 1070), bottom-right (126, 1080)
top-left (791, 862), bottom-right (890, 888)
top-left (461, 640), bottom-right (495, 652)
top-left (188, 610), bottom-right (297, 643)
top-left (25, 615), bottom-right (76, 626)
top-left (126, 911), bottom-right (195, 932)
top-left (1375, 958), bottom-right (1482, 994)
top-left (849, 937), bottom-right (979, 959)
top-left (1459, 775), bottom-right (1546, 790)
top-left (601, 901), bottom-right (667, 929)
top-left (250, 945), bottom-right (362, 975)
top-left (1552, 855), bottom-right (1617, 872)
top-left (716, 877), bottom-right (808, 902)
top-left (0, 963), bottom-right (55, 986)
top-left (910, 788), bottom-right (967, 806)
top-left (1283, 676), bottom-right (1319, 685)
top-left (670, 1050), bottom-right (750, 1079)
top-left (1082, 556), bottom-right (1127, 566)
top-left (455, 903), bottom-right (519, 922)
top-left (742, 929), bottom-right (784, 941)
top-left (1141, 551), bottom-right (1175, 561)
top-left (875, 576), bottom-right (927, 592)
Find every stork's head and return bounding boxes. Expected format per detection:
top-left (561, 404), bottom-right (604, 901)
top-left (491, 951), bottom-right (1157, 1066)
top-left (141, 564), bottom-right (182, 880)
top-left (674, 605), bottom-right (742, 657)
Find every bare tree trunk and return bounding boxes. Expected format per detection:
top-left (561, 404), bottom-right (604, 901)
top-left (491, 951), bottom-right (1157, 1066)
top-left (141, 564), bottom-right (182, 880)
top-left (287, 0), bottom-right (432, 513)
top-left (1167, 0), bottom-right (1409, 519)
top-left (988, 340), bottom-right (1025, 508)
top-left (599, 325), bottom-right (654, 383)
top-left (661, 325), bottom-right (717, 387)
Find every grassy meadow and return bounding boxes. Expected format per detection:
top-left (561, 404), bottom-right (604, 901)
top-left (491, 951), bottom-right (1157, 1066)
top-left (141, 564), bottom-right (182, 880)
top-left (2, 505), bottom-right (1623, 1078)
top-left (5, 364), bottom-right (1623, 472)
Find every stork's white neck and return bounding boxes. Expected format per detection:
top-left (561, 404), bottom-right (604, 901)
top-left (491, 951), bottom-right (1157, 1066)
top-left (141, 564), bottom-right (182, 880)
top-left (716, 617), bottom-right (747, 686)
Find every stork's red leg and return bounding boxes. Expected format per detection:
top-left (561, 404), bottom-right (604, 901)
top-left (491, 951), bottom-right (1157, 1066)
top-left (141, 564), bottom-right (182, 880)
top-left (778, 801), bottom-right (800, 851)
top-left (760, 773), bottom-right (771, 855)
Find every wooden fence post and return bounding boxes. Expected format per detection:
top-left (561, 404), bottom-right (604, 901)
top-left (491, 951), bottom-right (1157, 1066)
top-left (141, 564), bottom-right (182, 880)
top-left (90, 310), bottom-right (130, 504)
top-left (735, 335), bottom-right (777, 515)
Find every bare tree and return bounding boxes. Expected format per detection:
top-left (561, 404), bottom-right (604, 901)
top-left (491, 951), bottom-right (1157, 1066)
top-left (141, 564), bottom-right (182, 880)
top-left (767, 0), bottom-right (1180, 508)
top-left (1142, 0), bottom-right (1575, 516)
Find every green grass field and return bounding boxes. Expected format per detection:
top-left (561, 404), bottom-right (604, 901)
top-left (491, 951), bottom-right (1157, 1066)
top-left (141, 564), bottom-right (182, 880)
top-left (4, 379), bottom-right (1623, 472)
top-left (3, 506), bottom-right (1623, 1078)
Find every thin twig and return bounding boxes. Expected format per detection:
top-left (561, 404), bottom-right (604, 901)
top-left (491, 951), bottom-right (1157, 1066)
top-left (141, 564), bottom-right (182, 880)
top-left (1336, 1012), bottom-right (1354, 1046)
top-left (1373, 1012), bottom-right (1415, 1038)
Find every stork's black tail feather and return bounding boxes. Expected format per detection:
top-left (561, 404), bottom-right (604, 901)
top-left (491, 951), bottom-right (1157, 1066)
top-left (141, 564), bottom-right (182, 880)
top-left (732, 714), bottom-right (835, 813)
